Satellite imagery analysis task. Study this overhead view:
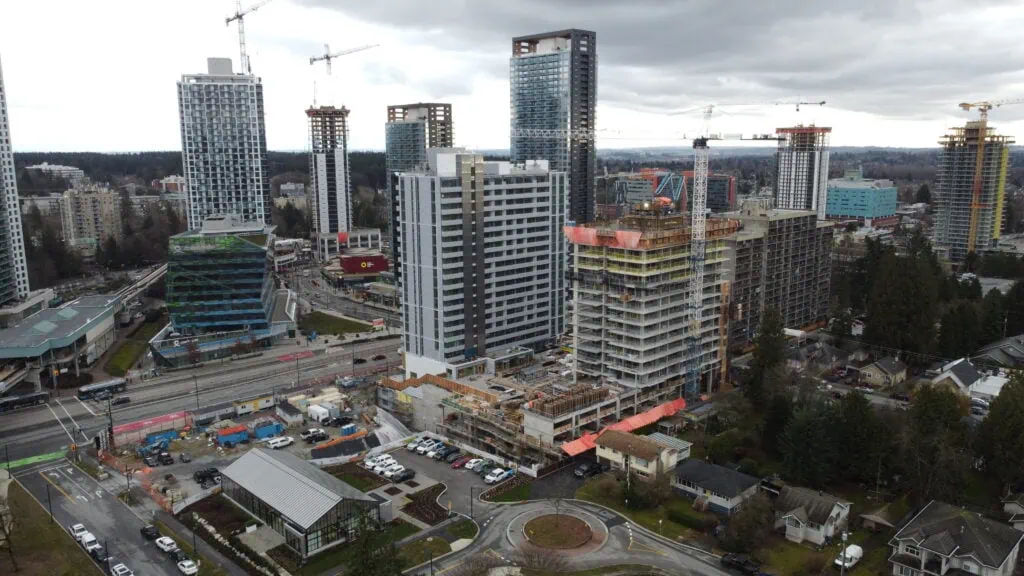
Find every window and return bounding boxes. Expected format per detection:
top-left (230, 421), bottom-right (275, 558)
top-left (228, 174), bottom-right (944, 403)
top-left (904, 545), bottom-right (920, 557)
top-left (896, 566), bottom-right (917, 576)
top-left (961, 562), bottom-right (977, 574)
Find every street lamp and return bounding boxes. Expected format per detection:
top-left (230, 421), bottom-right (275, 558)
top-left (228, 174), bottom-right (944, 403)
top-left (193, 374), bottom-right (200, 410)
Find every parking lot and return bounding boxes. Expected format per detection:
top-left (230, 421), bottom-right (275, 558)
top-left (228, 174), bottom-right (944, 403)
top-left (15, 458), bottom-right (178, 576)
top-left (377, 442), bottom-right (502, 518)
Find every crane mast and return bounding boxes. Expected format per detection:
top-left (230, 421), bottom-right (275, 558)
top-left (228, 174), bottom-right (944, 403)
top-left (685, 133), bottom-right (709, 399)
top-left (225, 0), bottom-right (274, 74)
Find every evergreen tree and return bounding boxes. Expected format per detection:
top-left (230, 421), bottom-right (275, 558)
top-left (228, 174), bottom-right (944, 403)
top-left (903, 386), bottom-right (970, 505)
top-left (834, 392), bottom-right (883, 483)
top-left (914, 183), bottom-right (931, 204)
top-left (980, 289), bottom-right (1006, 345)
top-left (781, 404), bottom-right (837, 488)
top-left (977, 374), bottom-right (1024, 492)
top-left (938, 303), bottom-right (981, 359)
top-left (745, 307), bottom-right (785, 408)
top-left (865, 252), bottom-right (938, 355)
top-left (761, 394), bottom-right (792, 458)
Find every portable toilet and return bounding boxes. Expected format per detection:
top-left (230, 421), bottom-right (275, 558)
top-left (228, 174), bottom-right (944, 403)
top-left (341, 423), bottom-right (357, 436)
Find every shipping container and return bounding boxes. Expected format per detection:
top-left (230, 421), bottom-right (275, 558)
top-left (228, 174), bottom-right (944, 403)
top-left (145, 429), bottom-right (179, 446)
top-left (251, 421), bottom-right (285, 440)
top-left (308, 404), bottom-right (330, 423)
top-left (216, 425), bottom-right (249, 446)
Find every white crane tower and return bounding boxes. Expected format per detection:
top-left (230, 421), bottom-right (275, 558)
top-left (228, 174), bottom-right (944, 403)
top-left (225, 0), bottom-right (274, 74)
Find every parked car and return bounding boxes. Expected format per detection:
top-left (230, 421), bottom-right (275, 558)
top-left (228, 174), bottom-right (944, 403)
top-left (417, 440), bottom-right (440, 455)
top-left (971, 406), bottom-right (987, 416)
top-left (110, 563), bottom-right (134, 576)
top-left (143, 456), bottom-right (159, 467)
top-left (484, 468), bottom-right (508, 484)
top-left (353, 358), bottom-right (367, 364)
top-left (477, 461), bottom-right (497, 477)
top-left (69, 523), bottom-right (89, 542)
top-left (393, 468), bottom-right (416, 482)
top-left (373, 460), bottom-right (399, 475)
top-left (971, 397), bottom-right (990, 409)
top-left (721, 553), bottom-right (761, 574)
top-left (463, 458), bottom-right (483, 471)
top-left (406, 438), bottom-right (426, 451)
top-left (193, 468), bottom-right (220, 483)
top-left (89, 544), bottom-right (109, 563)
top-left (79, 532), bottom-right (101, 554)
top-left (157, 452), bottom-right (175, 465)
top-left (365, 454), bottom-right (390, 468)
top-left (574, 462), bottom-right (600, 478)
top-left (436, 446), bottom-right (460, 460)
top-left (155, 536), bottom-right (179, 553)
top-left (372, 354), bottom-right (386, 361)
top-left (177, 559), bottom-right (200, 575)
top-left (178, 453), bottom-right (192, 463)
top-left (267, 436), bottom-right (295, 449)
top-left (301, 428), bottom-right (328, 443)
top-left (834, 545), bottom-right (863, 569)
top-left (112, 396), bottom-right (130, 406)
top-left (140, 525), bottom-right (160, 540)
top-left (444, 450), bottom-right (464, 463)
top-left (383, 465), bottom-right (406, 479)
top-left (426, 444), bottom-right (447, 459)
top-left (889, 392), bottom-right (911, 402)
top-left (451, 456), bottom-right (473, 469)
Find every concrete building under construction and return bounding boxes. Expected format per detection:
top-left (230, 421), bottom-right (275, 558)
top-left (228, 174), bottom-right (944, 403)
top-left (933, 121), bottom-right (1013, 262)
top-left (566, 206), bottom-right (738, 399)
top-left (773, 126), bottom-right (831, 220)
top-left (719, 199), bottom-right (834, 350)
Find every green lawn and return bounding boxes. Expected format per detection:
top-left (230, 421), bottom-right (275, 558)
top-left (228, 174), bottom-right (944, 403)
top-left (446, 519), bottom-right (478, 540)
top-left (104, 340), bottom-right (148, 376)
top-left (299, 311), bottom-right (372, 335)
top-left (398, 536), bottom-right (451, 568)
top-left (132, 318), bottom-right (168, 341)
top-left (0, 481), bottom-right (98, 576)
top-left (761, 531), bottom-right (871, 576)
top-left (338, 473), bottom-right (376, 492)
top-left (391, 519), bottom-right (421, 541)
top-left (489, 482), bottom-right (531, 502)
top-left (575, 478), bottom-right (705, 541)
top-left (152, 520), bottom-right (226, 576)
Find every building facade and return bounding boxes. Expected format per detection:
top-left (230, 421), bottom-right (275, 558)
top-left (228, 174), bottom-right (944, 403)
top-left (178, 58), bottom-right (270, 229)
top-left (166, 215), bottom-right (274, 335)
top-left (59, 187), bottom-right (123, 255)
top-left (566, 206), bottom-right (738, 398)
top-left (826, 167), bottom-right (897, 226)
top-left (773, 126), bottom-right (831, 220)
top-left (683, 171), bottom-right (737, 213)
top-left (397, 151), bottom-right (568, 376)
top-left (510, 29), bottom-right (596, 225)
top-left (721, 199), bottom-right (833, 350)
top-left (307, 106), bottom-right (352, 260)
top-left (24, 162), bottom-right (86, 186)
top-left (386, 103), bottom-right (453, 269)
top-left (934, 121), bottom-right (1013, 262)
top-left (0, 56), bottom-right (29, 305)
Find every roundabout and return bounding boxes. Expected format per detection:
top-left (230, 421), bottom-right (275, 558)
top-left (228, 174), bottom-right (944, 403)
top-left (523, 514), bottom-right (592, 549)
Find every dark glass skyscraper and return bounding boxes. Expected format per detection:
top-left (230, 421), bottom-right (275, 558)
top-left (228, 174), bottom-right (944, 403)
top-left (510, 29), bottom-right (596, 225)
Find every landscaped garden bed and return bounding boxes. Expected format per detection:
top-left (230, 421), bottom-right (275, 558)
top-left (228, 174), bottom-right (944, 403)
top-left (524, 514), bottom-right (592, 549)
top-left (324, 461), bottom-right (388, 492)
top-left (401, 484), bottom-right (448, 526)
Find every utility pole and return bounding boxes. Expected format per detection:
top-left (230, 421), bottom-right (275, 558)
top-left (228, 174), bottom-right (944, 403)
top-left (192, 513), bottom-right (198, 558)
top-left (193, 374), bottom-right (200, 410)
top-left (4, 444), bottom-right (9, 473)
top-left (45, 484), bottom-right (53, 522)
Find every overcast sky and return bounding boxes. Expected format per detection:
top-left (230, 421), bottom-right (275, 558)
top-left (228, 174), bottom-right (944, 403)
top-left (4, 0), bottom-right (1024, 152)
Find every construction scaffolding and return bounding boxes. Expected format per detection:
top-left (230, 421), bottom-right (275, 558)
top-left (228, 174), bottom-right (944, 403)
top-left (934, 121), bottom-right (1014, 262)
top-left (526, 384), bottom-right (612, 418)
top-left (774, 125), bottom-right (831, 219)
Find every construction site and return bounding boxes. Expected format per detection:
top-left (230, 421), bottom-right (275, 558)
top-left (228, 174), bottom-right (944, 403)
top-left (934, 117), bottom-right (1014, 262)
top-left (567, 205), bottom-right (739, 399)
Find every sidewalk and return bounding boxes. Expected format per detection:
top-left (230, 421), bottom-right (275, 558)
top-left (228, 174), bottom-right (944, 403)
top-left (157, 509), bottom-right (250, 576)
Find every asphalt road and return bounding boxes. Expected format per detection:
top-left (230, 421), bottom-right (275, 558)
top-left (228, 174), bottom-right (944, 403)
top-left (288, 272), bottom-right (401, 327)
top-left (0, 338), bottom-right (402, 464)
top-left (14, 457), bottom-right (177, 576)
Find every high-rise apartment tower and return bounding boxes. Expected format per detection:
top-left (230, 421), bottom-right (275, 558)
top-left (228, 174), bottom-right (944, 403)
top-left (773, 126), bottom-right (831, 220)
top-left (511, 29), bottom-right (596, 225)
top-left (385, 103), bottom-right (453, 271)
top-left (178, 58), bottom-right (270, 229)
top-left (307, 105), bottom-right (352, 260)
top-left (397, 150), bottom-right (568, 377)
top-left (0, 56), bottom-right (29, 305)
top-left (933, 121), bottom-right (1013, 261)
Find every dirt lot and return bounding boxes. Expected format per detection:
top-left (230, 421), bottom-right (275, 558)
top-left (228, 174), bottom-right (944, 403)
top-left (179, 493), bottom-right (253, 536)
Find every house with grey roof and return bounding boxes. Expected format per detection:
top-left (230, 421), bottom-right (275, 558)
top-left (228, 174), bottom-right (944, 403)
top-left (672, 459), bottom-right (759, 515)
top-left (773, 486), bottom-right (850, 545)
top-left (221, 448), bottom-right (382, 559)
top-left (929, 358), bottom-right (982, 395)
top-left (861, 357), bottom-right (908, 388)
top-left (889, 500), bottom-right (1023, 576)
top-left (974, 333), bottom-right (1024, 369)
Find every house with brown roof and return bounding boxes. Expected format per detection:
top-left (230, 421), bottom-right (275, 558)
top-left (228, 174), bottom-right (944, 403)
top-left (889, 500), bottom-right (1023, 576)
top-left (594, 429), bottom-right (681, 481)
top-left (773, 486), bottom-right (851, 545)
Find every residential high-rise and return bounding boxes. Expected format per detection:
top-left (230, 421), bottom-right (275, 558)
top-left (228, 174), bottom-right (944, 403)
top-left (719, 199), bottom-right (834, 350)
top-left (934, 121), bottom-right (1014, 261)
top-left (773, 126), bottom-right (831, 220)
top-left (511, 29), bottom-right (596, 225)
top-left (177, 58), bottom-right (269, 229)
top-left (0, 56), bottom-right (29, 305)
top-left (307, 106), bottom-right (352, 260)
top-left (59, 187), bottom-right (124, 254)
top-left (566, 207), bottom-right (738, 399)
top-left (397, 150), bottom-right (568, 377)
top-left (385, 103), bottom-right (453, 270)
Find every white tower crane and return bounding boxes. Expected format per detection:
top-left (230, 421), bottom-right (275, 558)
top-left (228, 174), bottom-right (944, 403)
top-left (309, 44), bottom-right (379, 75)
top-left (225, 0), bottom-right (274, 74)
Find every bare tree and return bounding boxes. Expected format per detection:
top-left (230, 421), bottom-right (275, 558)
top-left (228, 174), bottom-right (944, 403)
top-left (185, 339), bottom-right (201, 367)
top-left (0, 504), bottom-right (18, 572)
top-left (514, 549), bottom-right (569, 572)
top-left (444, 554), bottom-right (502, 576)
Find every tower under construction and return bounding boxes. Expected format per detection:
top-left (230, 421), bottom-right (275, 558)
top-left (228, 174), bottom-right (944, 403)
top-left (773, 126), bottom-right (831, 220)
top-left (934, 121), bottom-right (1013, 262)
top-left (566, 205), bottom-right (738, 400)
top-left (307, 105), bottom-right (352, 260)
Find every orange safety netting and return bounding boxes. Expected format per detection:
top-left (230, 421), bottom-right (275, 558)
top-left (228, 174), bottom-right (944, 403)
top-left (561, 397), bottom-right (686, 456)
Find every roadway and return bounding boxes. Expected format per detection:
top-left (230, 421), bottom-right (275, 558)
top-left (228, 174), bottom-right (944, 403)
top-left (0, 338), bottom-right (402, 464)
top-left (283, 266), bottom-right (401, 327)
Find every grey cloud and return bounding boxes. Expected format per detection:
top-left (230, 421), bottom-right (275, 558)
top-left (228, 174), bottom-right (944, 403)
top-left (298, 0), bottom-right (1024, 123)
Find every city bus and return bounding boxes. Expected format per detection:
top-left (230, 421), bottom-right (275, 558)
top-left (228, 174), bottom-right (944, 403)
top-left (77, 378), bottom-right (127, 400)
top-left (0, 391), bottom-right (51, 413)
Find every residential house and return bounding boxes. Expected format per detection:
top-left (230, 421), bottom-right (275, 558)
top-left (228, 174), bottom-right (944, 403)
top-left (889, 500), bottom-right (1023, 576)
top-left (785, 340), bottom-right (848, 374)
top-left (595, 430), bottom-right (681, 481)
top-left (974, 334), bottom-right (1024, 369)
top-left (861, 357), bottom-right (908, 388)
top-left (929, 358), bottom-right (1010, 402)
top-left (1004, 494), bottom-right (1024, 532)
top-left (646, 432), bottom-right (692, 461)
top-left (773, 486), bottom-right (851, 545)
top-left (672, 459), bottom-right (759, 516)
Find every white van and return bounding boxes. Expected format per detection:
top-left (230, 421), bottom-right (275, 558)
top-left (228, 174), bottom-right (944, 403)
top-left (267, 436), bottom-right (294, 450)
